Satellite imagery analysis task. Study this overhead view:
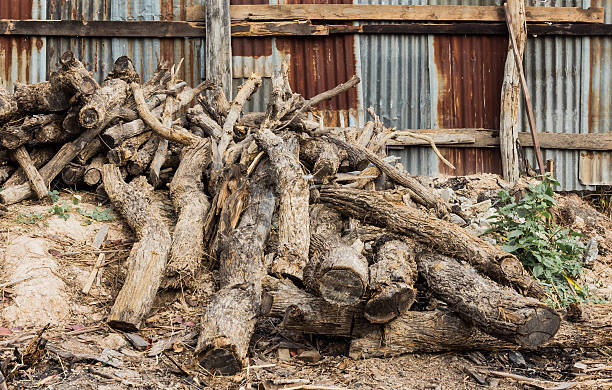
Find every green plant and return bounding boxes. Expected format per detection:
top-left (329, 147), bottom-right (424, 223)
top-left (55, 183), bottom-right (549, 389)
top-left (487, 175), bottom-right (587, 308)
top-left (48, 190), bottom-right (60, 203)
top-left (16, 212), bottom-right (44, 224)
top-left (76, 206), bottom-right (114, 225)
top-left (49, 203), bottom-right (72, 220)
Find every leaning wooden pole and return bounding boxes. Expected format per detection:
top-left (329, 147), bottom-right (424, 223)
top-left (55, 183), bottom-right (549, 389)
top-left (102, 165), bottom-right (172, 331)
top-left (499, 0), bottom-right (526, 183)
top-left (206, 0), bottom-right (232, 99)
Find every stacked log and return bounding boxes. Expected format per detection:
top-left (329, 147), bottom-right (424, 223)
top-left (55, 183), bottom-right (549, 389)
top-left (0, 52), bottom-right (607, 379)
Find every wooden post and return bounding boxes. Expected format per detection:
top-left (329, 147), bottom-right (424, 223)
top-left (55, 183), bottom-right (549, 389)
top-left (206, 0), bottom-right (232, 98)
top-left (499, 0), bottom-right (526, 183)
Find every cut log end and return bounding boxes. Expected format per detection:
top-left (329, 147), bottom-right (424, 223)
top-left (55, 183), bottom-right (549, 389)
top-left (79, 107), bottom-right (102, 129)
top-left (364, 287), bottom-right (416, 324)
top-left (198, 347), bottom-right (242, 376)
top-left (516, 307), bottom-right (561, 347)
top-left (318, 269), bottom-right (365, 306)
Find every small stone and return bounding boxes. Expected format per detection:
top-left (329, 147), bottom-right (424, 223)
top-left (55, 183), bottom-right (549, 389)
top-left (508, 351), bottom-right (526, 367)
top-left (124, 333), bottom-right (150, 351)
top-left (439, 188), bottom-right (454, 203)
top-left (449, 213), bottom-right (466, 226)
top-left (296, 350), bottom-right (321, 363)
top-left (583, 237), bottom-right (599, 264)
top-left (468, 199), bottom-right (492, 216)
top-left (100, 333), bottom-right (127, 350)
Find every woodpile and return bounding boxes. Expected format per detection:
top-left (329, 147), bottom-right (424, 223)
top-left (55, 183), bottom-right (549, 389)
top-left (0, 52), bottom-right (607, 376)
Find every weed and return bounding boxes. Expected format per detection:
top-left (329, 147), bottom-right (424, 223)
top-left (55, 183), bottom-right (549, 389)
top-left (487, 175), bottom-right (587, 308)
top-left (16, 212), bottom-right (44, 224)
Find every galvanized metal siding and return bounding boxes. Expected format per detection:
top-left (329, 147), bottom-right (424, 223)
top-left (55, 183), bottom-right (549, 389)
top-left (46, 0), bottom-right (205, 88)
top-left (0, 0), bottom-right (46, 91)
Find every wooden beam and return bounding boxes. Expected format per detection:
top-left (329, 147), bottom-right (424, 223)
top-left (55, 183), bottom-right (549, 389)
top-left (499, 0), bottom-right (527, 183)
top-left (186, 5), bottom-right (604, 23)
top-left (206, 0), bottom-right (232, 99)
top-left (386, 129), bottom-right (612, 151)
top-left (0, 20), bottom-right (205, 38)
top-left (3, 20), bottom-right (612, 38)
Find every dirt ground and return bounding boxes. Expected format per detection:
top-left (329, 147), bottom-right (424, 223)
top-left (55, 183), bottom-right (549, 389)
top-left (1, 178), bottom-right (611, 389)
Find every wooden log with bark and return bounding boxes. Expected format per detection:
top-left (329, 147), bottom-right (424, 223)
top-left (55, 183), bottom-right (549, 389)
top-left (12, 146), bottom-right (48, 199)
top-left (365, 240), bottom-right (417, 324)
top-left (166, 139), bottom-right (211, 286)
top-left (418, 252), bottom-right (560, 347)
top-left (1, 114), bottom-right (61, 149)
top-left (0, 83), bottom-right (17, 123)
top-left (34, 121), bottom-right (72, 144)
top-left (79, 78), bottom-right (129, 129)
top-left (318, 186), bottom-right (545, 298)
top-left (349, 304), bottom-right (612, 358)
top-left (83, 156), bottom-right (105, 186)
top-left (3, 147), bottom-right (54, 187)
top-left (196, 161), bottom-right (276, 375)
top-left (61, 163), bottom-right (85, 186)
top-left (304, 205), bottom-right (368, 306)
top-left (102, 165), bottom-right (172, 331)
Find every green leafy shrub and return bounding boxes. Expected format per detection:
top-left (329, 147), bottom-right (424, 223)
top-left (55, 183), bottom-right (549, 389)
top-left (487, 175), bottom-right (587, 308)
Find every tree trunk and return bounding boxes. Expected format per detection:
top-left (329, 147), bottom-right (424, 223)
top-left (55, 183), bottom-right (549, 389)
top-left (76, 138), bottom-right (102, 165)
top-left (12, 146), bottom-right (47, 199)
top-left (79, 78), bottom-right (129, 129)
top-left (51, 51), bottom-right (99, 98)
top-left (13, 81), bottom-right (69, 113)
top-left (365, 240), bottom-right (417, 324)
top-left (206, 0), bottom-right (232, 98)
top-left (418, 252), bottom-right (559, 347)
top-left (83, 156), bottom-right (105, 186)
top-left (255, 130), bottom-right (310, 280)
top-left (0, 84), bottom-right (17, 123)
top-left (61, 163), bottom-right (85, 186)
top-left (263, 276), bottom-right (367, 338)
top-left (102, 166), bottom-right (171, 331)
top-left (127, 136), bottom-right (159, 175)
top-left (305, 234), bottom-right (368, 306)
top-left (34, 121), bottom-right (71, 144)
top-left (349, 304), bottom-right (612, 358)
top-left (3, 147), bottom-right (54, 187)
top-left (187, 105), bottom-right (223, 138)
top-left (165, 140), bottom-right (211, 286)
top-left (196, 161), bottom-right (276, 375)
top-left (107, 131), bottom-right (152, 165)
top-left (318, 187), bottom-right (545, 299)
top-left (1, 114), bottom-right (62, 149)
top-left (499, 0), bottom-right (527, 183)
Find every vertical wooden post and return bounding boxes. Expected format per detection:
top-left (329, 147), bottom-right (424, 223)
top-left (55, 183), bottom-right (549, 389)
top-left (206, 0), bottom-right (232, 99)
top-left (499, 0), bottom-right (526, 183)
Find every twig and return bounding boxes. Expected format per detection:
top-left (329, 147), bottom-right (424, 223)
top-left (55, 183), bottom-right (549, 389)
top-left (391, 131), bottom-right (455, 170)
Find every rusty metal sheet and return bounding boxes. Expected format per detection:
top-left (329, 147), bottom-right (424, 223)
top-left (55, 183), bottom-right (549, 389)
top-left (0, 0), bottom-right (46, 90)
top-left (432, 34), bottom-right (507, 175)
top-left (579, 151), bottom-right (611, 186)
top-left (46, 0), bottom-right (205, 87)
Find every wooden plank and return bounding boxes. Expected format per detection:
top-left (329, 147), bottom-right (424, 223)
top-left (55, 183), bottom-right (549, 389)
top-left (499, 0), bottom-right (526, 183)
top-left (3, 20), bottom-right (612, 38)
top-left (206, 0), bottom-right (232, 99)
top-left (231, 21), bottom-right (328, 36)
top-left (386, 129), bottom-right (612, 151)
top-left (186, 5), bottom-right (604, 23)
top-left (0, 20), bottom-right (205, 37)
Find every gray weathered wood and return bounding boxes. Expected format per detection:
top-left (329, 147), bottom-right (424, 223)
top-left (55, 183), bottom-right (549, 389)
top-left (206, 0), bottom-right (232, 98)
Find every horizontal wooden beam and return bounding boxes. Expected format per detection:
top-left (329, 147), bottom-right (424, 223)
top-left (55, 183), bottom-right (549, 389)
top-left (0, 20), bottom-right (205, 38)
top-left (187, 5), bottom-right (604, 24)
top-left (387, 129), bottom-right (612, 151)
top-left (2, 19), bottom-right (612, 38)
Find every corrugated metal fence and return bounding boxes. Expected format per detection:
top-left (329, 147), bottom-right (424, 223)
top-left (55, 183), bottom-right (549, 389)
top-left (0, 0), bottom-right (609, 190)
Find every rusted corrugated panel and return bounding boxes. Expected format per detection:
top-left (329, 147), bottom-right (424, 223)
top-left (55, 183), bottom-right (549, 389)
top-left (0, 0), bottom-right (46, 90)
top-left (274, 0), bottom-right (360, 127)
top-left (46, 0), bottom-right (205, 88)
top-left (583, 0), bottom-right (612, 186)
top-left (432, 34), bottom-right (507, 176)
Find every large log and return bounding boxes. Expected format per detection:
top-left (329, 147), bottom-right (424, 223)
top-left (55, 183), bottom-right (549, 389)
top-left (12, 146), bottom-right (47, 199)
top-left (61, 163), bottom-right (85, 186)
top-left (127, 136), bottom-right (159, 175)
top-left (196, 161), bottom-right (276, 375)
top-left (263, 276), bottom-right (367, 337)
top-left (34, 121), bottom-right (72, 144)
top-left (349, 304), bottom-right (612, 358)
top-left (3, 147), bottom-right (54, 187)
top-left (418, 253), bottom-right (559, 347)
top-left (79, 78), bottom-right (129, 129)
top-left (107, 131), bottom-right (152, 165)
top-left (0, 83), bottom-right (17, 123)
top-left (1, 114), bottom-right (61, 149)
top-left (365, 240), bottom-right (417, 324)
top-left (102, 166), bottom-right (171, 331)
top-left (83, 156), bottom-right (105, 186)
top-left (318, 187), bottom-right (545, 298)
top-left (255, 130), bottom-right (310, 280)
top-left (51, 51), bottom-right (99, 97)
top-left (166, 140), bottom-right (211, 286)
